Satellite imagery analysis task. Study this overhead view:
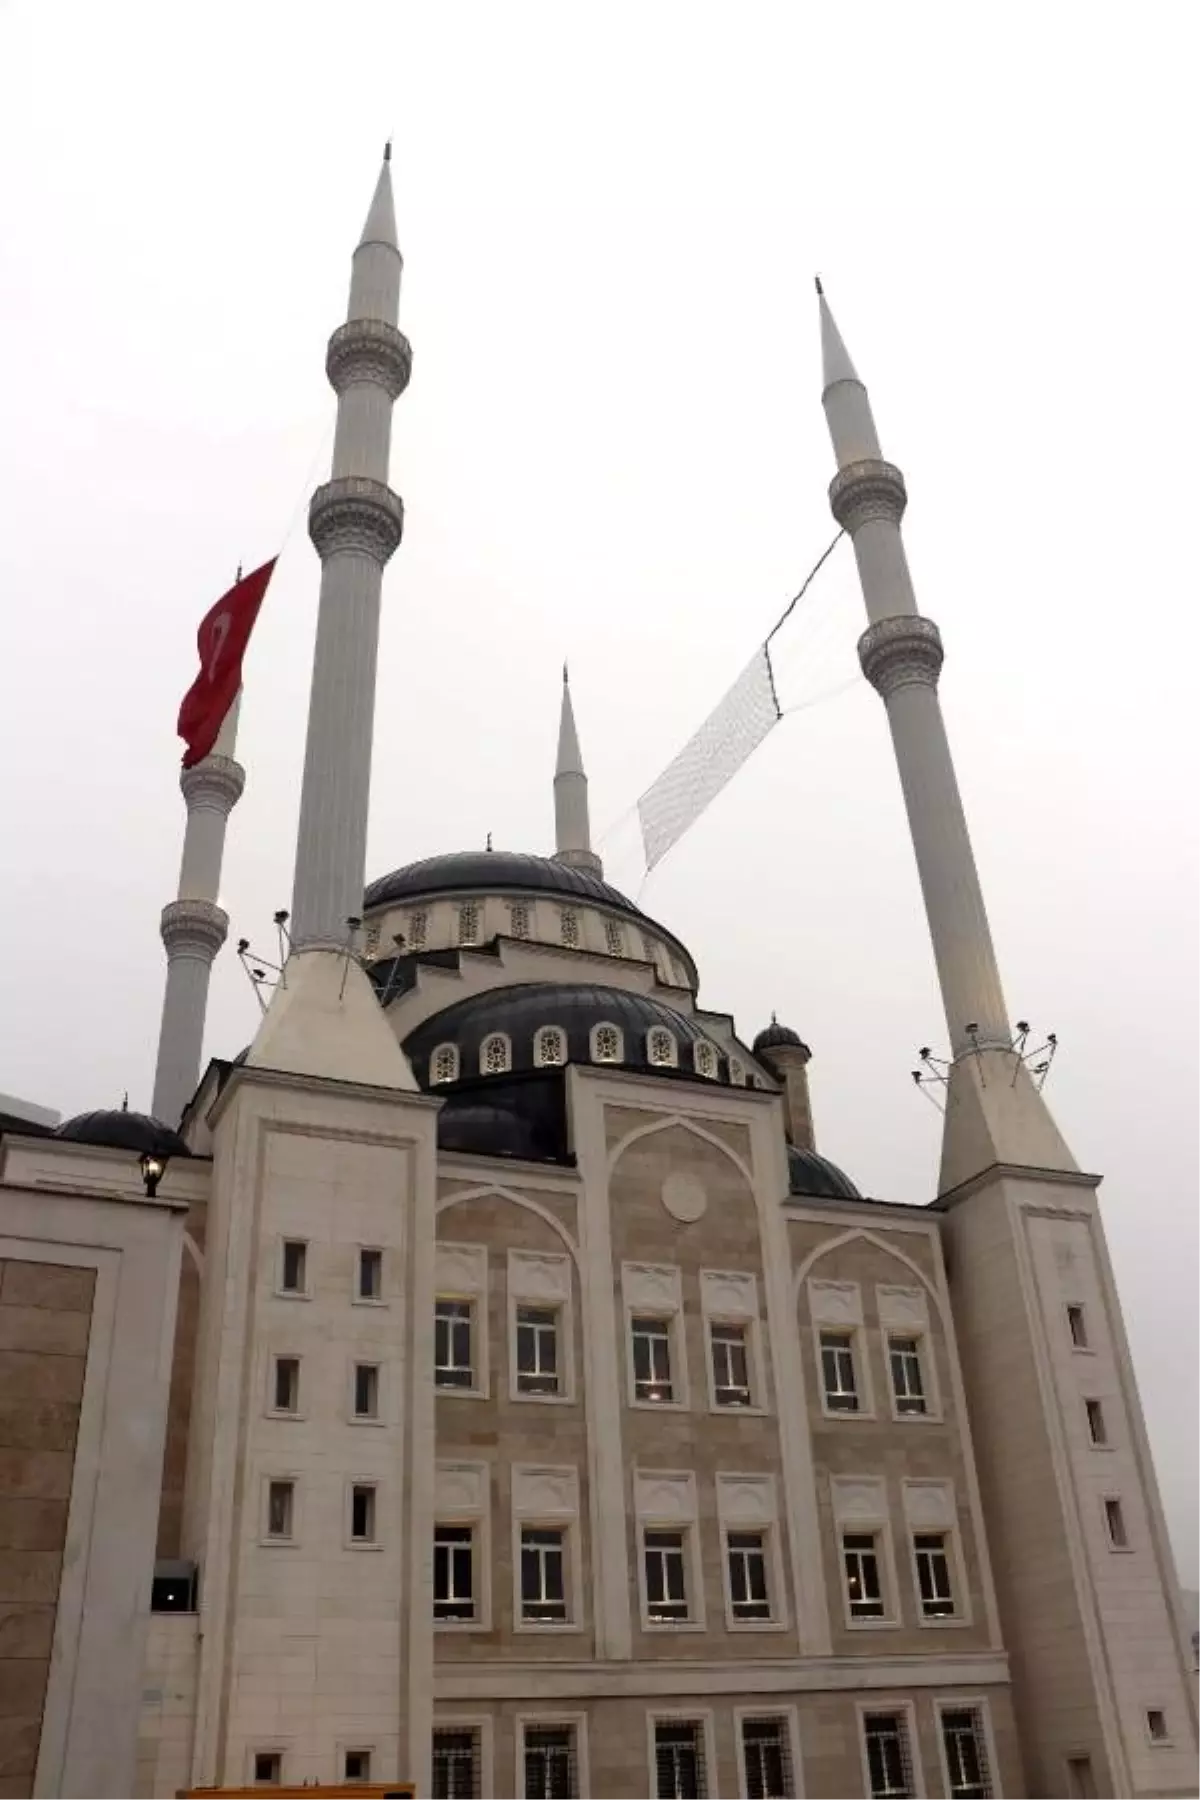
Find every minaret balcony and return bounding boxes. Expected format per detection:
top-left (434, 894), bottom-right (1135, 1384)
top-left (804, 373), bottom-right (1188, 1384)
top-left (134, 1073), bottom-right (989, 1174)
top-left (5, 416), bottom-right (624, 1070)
top-left (325, 317), bottom-right (412, 399)
top-left (829, 457), bottom-right (908, 532)
top-left (308, 476), bottom-right (405, 564)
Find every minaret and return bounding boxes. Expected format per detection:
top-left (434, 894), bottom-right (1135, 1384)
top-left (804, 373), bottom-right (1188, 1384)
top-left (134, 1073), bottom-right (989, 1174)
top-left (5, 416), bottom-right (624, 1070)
top-left (553, 663), bottom-right (603, 875)
top-left (151, 693), bottom-right (244, 1124)
top-left (290, 144), bottom-right (410, 950)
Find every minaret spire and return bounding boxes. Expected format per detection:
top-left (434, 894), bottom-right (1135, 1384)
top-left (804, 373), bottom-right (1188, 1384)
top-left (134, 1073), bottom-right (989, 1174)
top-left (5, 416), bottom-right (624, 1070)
top-left (553, 666), bottom-right (602, 876)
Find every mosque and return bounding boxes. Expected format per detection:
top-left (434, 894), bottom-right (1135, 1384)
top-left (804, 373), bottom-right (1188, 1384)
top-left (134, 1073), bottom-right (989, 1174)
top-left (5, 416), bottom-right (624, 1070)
top-left (0, 153), bottom-right (1195, 1800)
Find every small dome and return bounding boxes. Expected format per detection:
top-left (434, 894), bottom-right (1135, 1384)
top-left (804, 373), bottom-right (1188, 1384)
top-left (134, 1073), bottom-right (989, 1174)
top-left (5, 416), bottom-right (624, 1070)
top-left (787, 1143), bottom-right (860, 1201)
top-left (54, 1109), bottom-right (191, 1159)
top-left (753, 1018), bottom-right (809, 1055)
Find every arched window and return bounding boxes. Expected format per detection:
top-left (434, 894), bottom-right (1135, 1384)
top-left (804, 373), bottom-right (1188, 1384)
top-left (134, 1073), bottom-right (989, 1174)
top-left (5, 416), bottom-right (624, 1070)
top-left (604, 919), bottom-right (625, 956)
top-left (559, 908), bottom-right (580, 948)
top-left (430, 1044), bottom-right (459, 1085)
top-left (694, 1041), bottom-right (717, 1079)
top-left (480, 1033), bottom-right (511, 1075)
top-left (508, 901), bottom-right (531, 940)
top-left (647, 1028), bottom-right (678, 1068)
top-left (535, 1026), bottom-right (566, 1067)
top-left (458, 902), bottom-right (480, 946)
top-left (729, 1057), bottom-right (746, 1087)
top-left (591, 1023), bottom-right (623, 1063)
top-left (408, 908), bottom-right (428, 952)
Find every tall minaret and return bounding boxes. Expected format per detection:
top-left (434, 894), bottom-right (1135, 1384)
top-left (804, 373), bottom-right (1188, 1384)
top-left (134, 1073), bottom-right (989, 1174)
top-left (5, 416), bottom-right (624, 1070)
top-left (151, 693), bottom-right (244, 1123)
top-left (290, 145), bottom-right (410, 950)
top-left (553, 664), bottom-right (603, 875)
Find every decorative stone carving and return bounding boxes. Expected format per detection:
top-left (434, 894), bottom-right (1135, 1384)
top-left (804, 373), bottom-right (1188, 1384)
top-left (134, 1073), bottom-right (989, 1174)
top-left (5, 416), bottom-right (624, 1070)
top-left (876, 1284), bottom-right (929, 1331)
top-left (903, 1480), bottom-right (955, 1531)
top-left (325, 318), bottom-right (413, 399)
top-left (858, 615), bottom-right (944, 698)
top-left (828, 456), bottom-right (908, 531)
top-left (623, 1263), bottom-right (682, 1312)
top-left (634, 1471), bottom-right (696, 1523)
top-left (661, 1171), bottom-right (707, 1224)
top-left (435, 1461), bottom-right (487, 1517)
top-left (829, 1476), bottom-right (886, 1525)
top-left (308, 476), bottom-right (405, 563)
top-left (179, 754), bottom-right (245, 814)
top-left (807, 1278), bottom-right (863, 1328)
top-left (508, 1251), bottom-right (571, 1304)
top-left (700, 1269), bottom-right (757, 1322)
top-left (512, 1464), bottom-right (578, 1520)
top-left (160, 898), bottom-right (229, 960)
top-left (435, 1241), bottom-right (487, 1296)
top-left (715, 1474), bottom-right (775, 1525)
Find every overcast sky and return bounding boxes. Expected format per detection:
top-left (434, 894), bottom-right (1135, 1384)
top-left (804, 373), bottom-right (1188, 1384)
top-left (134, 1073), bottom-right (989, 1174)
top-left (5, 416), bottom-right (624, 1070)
top-left (0, 3), bottom-right (1195, 1582)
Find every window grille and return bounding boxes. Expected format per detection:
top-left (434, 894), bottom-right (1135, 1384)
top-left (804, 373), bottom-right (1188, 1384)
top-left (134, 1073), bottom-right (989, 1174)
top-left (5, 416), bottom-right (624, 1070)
top-left (509, 901), bottom-right (531, 939)
top-left (742, 1717), bottom-right (793, 1799)
top-left (559, 909), bottom-right (580, 947)
top-left (536, 1027), bottom-right (566, 1066)
top-left (654, 1721), bottom-right (706, 1799)
top-left (648, 1028), bottom-right (677, 1066)
top-left (729, 1058), bottom-right (746, 1086)
top-left (435, 1300), bottom-right (474, 1389)
top-left (940, 1707), bottom-right (993, 1799)
top-left (457, 902), bottom-right (480, 946)
top-left (523, 1724), bottom-right (577, 1800)
top-left (592, 1023), bottom-right (622, 1062)
top-left (432, 1727), bottom-right (481, 1799)
top-left (431, 1044), bottom-right (460, 1084)
top-left (694, 1042), bottom-right (717, 1078)
top-left (481, 1033), bottom-right (510, 1074)
top-left (408, 908), bottom-right (428, 951)
top-left (604, 919), bottom-right (625, 955)
top-left (863, 1712), bottom-right (915, 1800)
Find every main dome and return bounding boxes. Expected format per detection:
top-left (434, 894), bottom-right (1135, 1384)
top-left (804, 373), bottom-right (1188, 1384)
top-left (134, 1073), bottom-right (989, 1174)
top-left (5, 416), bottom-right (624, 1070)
top-left (365, 851), bottom-right (640, 918)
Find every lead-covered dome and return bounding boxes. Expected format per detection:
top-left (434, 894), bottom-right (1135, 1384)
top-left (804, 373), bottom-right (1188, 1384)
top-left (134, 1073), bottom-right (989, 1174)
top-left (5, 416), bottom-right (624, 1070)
top-left (365, 851), bottom-right (641, 918)
top-left (786, 1142), bottom-right (860, 1200)
top-left (54, 1109), bottom-right (191, 1159)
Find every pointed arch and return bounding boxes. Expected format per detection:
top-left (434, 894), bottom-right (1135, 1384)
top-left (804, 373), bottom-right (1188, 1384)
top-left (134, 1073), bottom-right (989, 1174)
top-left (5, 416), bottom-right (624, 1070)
top-left (436, 1181), bottom-right (579, 1265)
top-left (792, 1225), bottom-right (947, 1324)
top-left (607, 1111), bottom-right (754, 1188)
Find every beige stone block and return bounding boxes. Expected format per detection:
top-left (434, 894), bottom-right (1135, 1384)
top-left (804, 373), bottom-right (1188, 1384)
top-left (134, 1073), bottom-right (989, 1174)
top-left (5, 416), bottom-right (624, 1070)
top-left (0, 1351), bottom-right (85, 1405)
top-left (0, 1446), bottom-right (74, 1497)
top-left (0, 1498), bottom-right (68, 1552)
top-left (0, 1551), bottom-right (61, 1604)
top-left (0, 1401), bottom-right (81, 1454)
top-left (0, 1603), bottom-right (53, 1659)
top-left (0, 1264), bottom-right (94, 1314)
top-left (0, 1306), bottom-right (90, 1358)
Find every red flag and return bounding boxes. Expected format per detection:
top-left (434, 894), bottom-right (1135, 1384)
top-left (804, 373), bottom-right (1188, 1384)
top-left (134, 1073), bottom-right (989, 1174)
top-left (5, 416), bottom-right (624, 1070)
top-left (177, 558), bottom-right (276, 767)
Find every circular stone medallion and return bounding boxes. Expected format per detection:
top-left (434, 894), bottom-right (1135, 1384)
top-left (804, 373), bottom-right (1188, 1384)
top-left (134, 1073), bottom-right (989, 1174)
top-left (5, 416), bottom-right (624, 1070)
top-left (661, 1171), bottom-right (707, 1224)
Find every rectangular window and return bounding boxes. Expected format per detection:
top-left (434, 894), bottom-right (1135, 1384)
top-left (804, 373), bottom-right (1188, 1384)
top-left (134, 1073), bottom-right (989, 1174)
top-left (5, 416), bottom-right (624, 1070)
top-left (408, 908), bottom-right (428, 952)
top-left (710, 1322), bottom-right (752, 1407)
top-left (914, 1531), bottom-right (956, 1618)
top-left (940, 1706), bottom-right (993, 1799)
top-left (344, 1749), bottom-right (372, 1783)
top-left (632, 1316), bottom-right (674, 1402)
top-left (1065, 1756), bottom-right (1096, 1799)
top-left (280, 1239), bottom-right (306, 1294)
top-left (559, 909), bottom-right (580, 948)
top-left (436, 1300), bottom-right (475, 1389)
top-left (644, 1529), bottom-right (689, 1621)
top-left (843, 1532), bottom-right (885, 1620)
top-left (1104, 1497), bottom-right (1129, 1548)
top-left (741, 1717), bottom-right (793, 1800)
top-left (888, 1336), bottom-right (928, 1416)
top-left (358, 1247), bottom-right (383, 1301)
top-left (273, 1356), bottom-right (299, 1413)
top-left (432, 1727), bottom-right (481, 1799)
top-left (516, 1306), bottom-right (561, 1396)
top-left (350, 1484), bottom-right (376, 1544)
top-left (863, 1712), bottom-right (914, 1800)
top-left (1146, 1709), bottom-right (1169, 1743)
top-left (1067, 1303), bottom-right (1088, 1348)
top-left (353, 1362), bottom-right (380, 1419)
top-left (1085, 1399), bottom-right (1107, 1445)
top-left (727, 1531), bottom-right (771, 1622)
top-left (521, 1527), bottom-right (568, 1622)
top-left (434, 1524), bottom-right (476, 1621)
top-left (654, 1721), bottom-right (706, 1799)
top-left (523, 1724), bottom-right (577, 1800)
top-left (457, 903), bottom-right (479, 946)
top-left (253, 1751), bottom-right (282, 1786)
top-left (266, 1480), bottom-right (294, 1541)
top-left (509, 902), bottom-right (531, 940)
top-left (820, 1330), bottom-right (860, 1412)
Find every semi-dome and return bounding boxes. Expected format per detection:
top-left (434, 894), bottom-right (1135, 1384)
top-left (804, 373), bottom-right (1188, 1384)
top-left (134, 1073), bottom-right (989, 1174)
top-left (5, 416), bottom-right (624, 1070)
top-left (436, 1100), bottom-right (542, 1162)
top-left (787, 1142), bottom-right (860, 1201)
top-left (403, 981), bottom-right (731, 1086)
top-left (365, 850), bottom-right (641, 917)
top-left (753, 1018), bottom-right (809, 1055)
top-left (54, 1109), bottom-right (191, 1159)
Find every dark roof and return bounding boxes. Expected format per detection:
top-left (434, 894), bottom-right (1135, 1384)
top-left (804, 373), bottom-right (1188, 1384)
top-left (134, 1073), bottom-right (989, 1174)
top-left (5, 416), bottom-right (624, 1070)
top-left (787, 1142), bottom-right (860, 1201)
top-left (753, 1019), bottom-right (809, 1054)
top-left (365, 851), bottom-right (638, 914)
top-left (403, 981), bottom-right (730, 1087)
top-left (54, 1109), bottom-right (191, 1159)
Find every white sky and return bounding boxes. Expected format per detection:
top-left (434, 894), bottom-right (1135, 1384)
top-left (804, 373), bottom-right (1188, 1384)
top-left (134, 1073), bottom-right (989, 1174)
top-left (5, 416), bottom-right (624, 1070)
top-left (0, 3), bottom-right (1195, 1583)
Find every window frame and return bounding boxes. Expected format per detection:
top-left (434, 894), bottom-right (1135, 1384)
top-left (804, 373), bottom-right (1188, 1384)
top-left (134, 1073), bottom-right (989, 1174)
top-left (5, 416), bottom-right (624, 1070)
top-left (1065, 1302), bottom-right (1091, 1351)
top-left (431, 1717), bottom-right (493, 1800)
top-left (733, 1706), bottom-right (802, 1800)
top-left (434, 1519), bottom-right (485, 1630)
top-left (267, 1353), bottom-right (302, 1419)
top-left (589, 1020), bottom-right (624, 1063)
top-left (722, 1525), bottom-right (784, 1632)
top-left (479, 1031), bottom-right (512, 1075)
top-left (1084, 1398), bottom-right (1109, 1448)
top-left (512, 1302), bottom-right (566, 1402)
top-left (558, 907), bottom-right (581, 948)
top-left (855, 1699), bottom-right (924, 1800)
top-left (340, 1745), bottom-right (374, 1785)
top-left (507, 900), bottom-right (532, 940)
top-left (435, 1293), bottom-right (484, 1398)
top-left (693, 1041), bottom-right (718, 1080)
top-left (406, 907), bottom-right (429, 952)
top-left (638, 1517), bottom-right (704, 1632)
top-left (886, 1331), bottom-right (938, 1421)
top-left (933, 1696), bottom-right (1002, 1800)
top-left (276, 1236), bottom-right (309, 1299)
top-left (706, 1317), bottom-right (758, 1411)
top-left (457, 901), bottom-right (481, 946)
top-left (260, 1475), bottom-right (299, 1547)
top-left (1102, 1494), bottom-right (1131, 1551)
top-left (839, 1523), bottom-right (902, 1629)
top-left (430, 1042), bottom-right (461, 1085)
top-left (629, 1312), bottom-right (685, 1409)
top-left (1144, 1708), bottom-right (1172, 1747)
top-left (534, 1025), bottom-right (568, 1068)
top-left (349, 1359), bottom-right (383, 1425)
top-left (516, 1714), bottom-right (589, 1800)
top-left (249, 1748), bottom-right (285, 1787)
top-left (354, 1245), bottom-right (385, 1305)
top-left (515, 1521), bottom-right (576, 1631)
top-left (646, 1711), bottom-right (716, 1800)
top-left (646, 1027), bottom-right (679, 1068)
top-left (817, 1326), bottom-right (871, 1418)
top-left (911, 1529), bottom-right (959, 1623)
top-left (346, 1479), bottom-right (380, 1550)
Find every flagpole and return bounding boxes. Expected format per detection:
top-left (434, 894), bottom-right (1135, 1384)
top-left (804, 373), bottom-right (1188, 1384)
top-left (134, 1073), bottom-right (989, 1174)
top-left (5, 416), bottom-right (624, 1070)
top-left (150, 681), bottom-right (246, 1127)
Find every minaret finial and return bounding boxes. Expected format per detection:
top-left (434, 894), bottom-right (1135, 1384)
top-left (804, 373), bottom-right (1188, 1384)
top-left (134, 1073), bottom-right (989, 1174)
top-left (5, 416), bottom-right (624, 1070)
top-left (814, 275), bottom-right (823, 297)
top-left (553, 667), bottom-right (602, 877)
top-left (383, 140), bottom-right (392, 163)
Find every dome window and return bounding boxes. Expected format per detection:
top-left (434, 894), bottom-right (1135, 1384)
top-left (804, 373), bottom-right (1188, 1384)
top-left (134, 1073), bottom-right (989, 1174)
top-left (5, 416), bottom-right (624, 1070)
top-left (559, 908), bottom-right (581, 948)
top-left (640, 931), bottom-right (658, 965)
top-left (431, 1044), bottom-right (459, 1085)
top-left (508, 901), bottom-right (531, 940)
top-left (480, 1033), bottom-right (511, 1075)
top-left (535, 1026), bottom-right (566, 1067)
top-left (694, 1042), bottom-right (717, 1079)
top-left (729, 1057), bottom-right (746, 1087)
top-left (647, 1028), bottom-right (678, 1068)
top-left (458, 902), bottom-right (480, 946)
top-left (591, 1023), bottom-right (623, 1064)
top-left (407, 908), bottom-right (428, 952)
top-left (604, 919), bottom-right (625, 956)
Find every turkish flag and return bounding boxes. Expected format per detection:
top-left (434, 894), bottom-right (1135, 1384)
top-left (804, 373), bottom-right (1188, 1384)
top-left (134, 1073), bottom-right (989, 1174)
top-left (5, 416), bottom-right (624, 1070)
top-left (177, 558), bottom-right (277, 767)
